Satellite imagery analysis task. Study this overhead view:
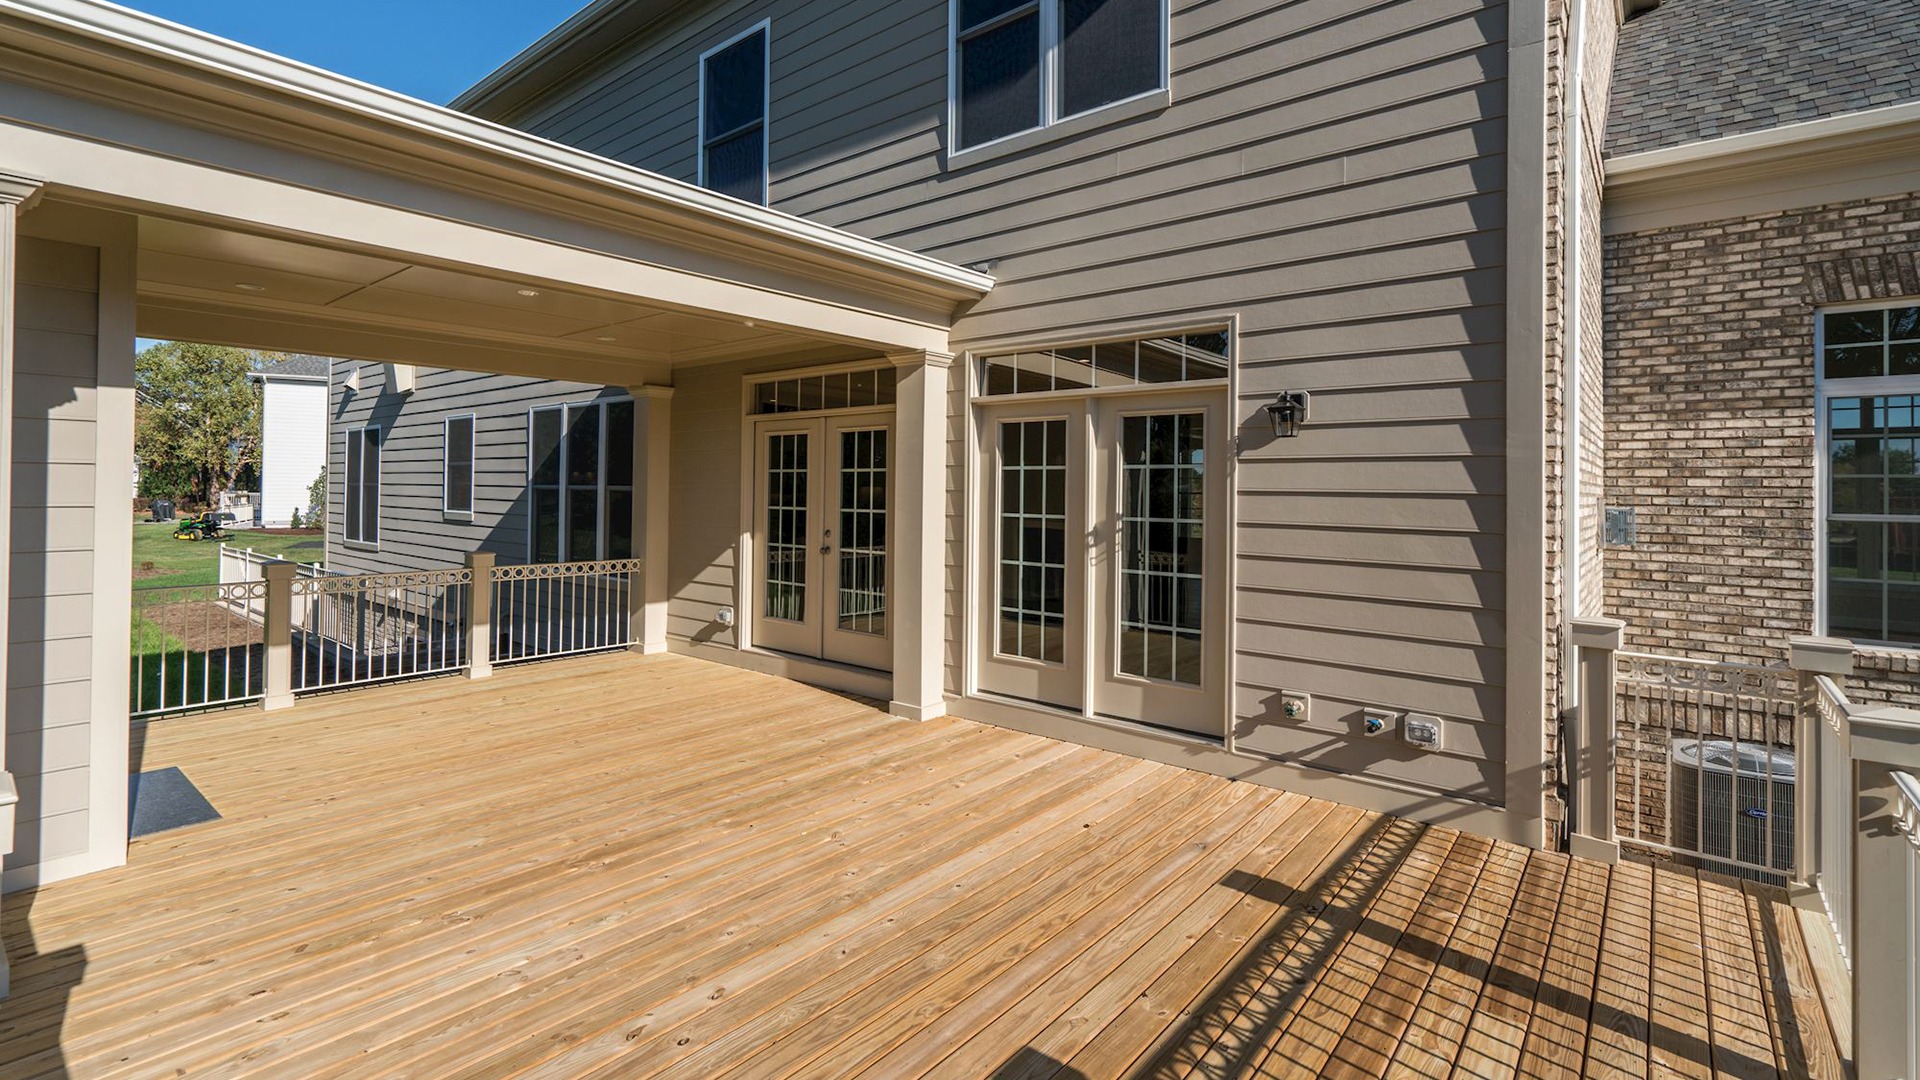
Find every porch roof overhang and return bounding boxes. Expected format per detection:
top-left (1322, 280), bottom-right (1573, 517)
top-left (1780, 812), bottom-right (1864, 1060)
top-left (0, 0), bottom-right (991, 381)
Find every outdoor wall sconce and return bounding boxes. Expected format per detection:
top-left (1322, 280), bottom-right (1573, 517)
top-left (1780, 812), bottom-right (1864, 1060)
top-left (1264, 391), bottom-right (1311, 438)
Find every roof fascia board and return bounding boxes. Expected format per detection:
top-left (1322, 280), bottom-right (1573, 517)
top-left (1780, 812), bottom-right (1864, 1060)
top-left (0, 0), bottom-right (992, 302)
top-left (1605, 100), bottom-right (1920, 188)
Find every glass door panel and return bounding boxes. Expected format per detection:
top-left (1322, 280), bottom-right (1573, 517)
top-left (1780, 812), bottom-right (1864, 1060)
top-left (822, 419), bottom-right (892, 670)
top-left (1092, 396), bottom-right (1224, 736)
top-left (975, 403), bottom-right (1085, 710)
top-left (753, 421), bottom-right (824, 657)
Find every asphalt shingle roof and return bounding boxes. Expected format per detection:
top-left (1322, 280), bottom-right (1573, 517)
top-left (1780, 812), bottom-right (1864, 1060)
top-left (253, 355), bottom-right (333, 380)
top-left (1607, 0), bottom-right (1920, 158)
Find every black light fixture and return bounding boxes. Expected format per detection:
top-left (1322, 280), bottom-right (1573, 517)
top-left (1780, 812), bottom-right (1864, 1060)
top-left (1264, 391), bottom-right (1311, 438)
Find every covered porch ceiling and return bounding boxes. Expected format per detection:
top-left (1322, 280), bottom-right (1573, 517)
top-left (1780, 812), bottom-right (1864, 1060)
top-left (0, 0), bottom-right (990, 383)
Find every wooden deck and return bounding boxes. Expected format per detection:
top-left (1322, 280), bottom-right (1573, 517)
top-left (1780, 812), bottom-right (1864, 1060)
top-left (0, 653), bottom-right (1846, 1078)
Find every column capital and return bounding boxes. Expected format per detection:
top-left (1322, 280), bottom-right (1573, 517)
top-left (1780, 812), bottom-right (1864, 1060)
top-left (628, 384), bottom-right (676, 401)
top-left (1568, 617), bottom-right (1625, 651)
top-left (884, 350), bottom-right (955, 371)
top-left (0, 173), bottom-right (44, 209)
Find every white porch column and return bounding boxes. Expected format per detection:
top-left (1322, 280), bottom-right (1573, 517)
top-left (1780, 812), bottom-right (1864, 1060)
top-left (887, 350), bottom-right (953, 721)
top-left (0, 172), bottom-right (44, 997)
top-left (630, 385), bottom-right (673, 655)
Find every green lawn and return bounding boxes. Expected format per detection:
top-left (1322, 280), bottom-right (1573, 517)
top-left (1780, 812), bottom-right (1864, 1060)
top-left (132, 521), bottom-right (324, 589)
top-left (131, 522), bottom-right (325, 715)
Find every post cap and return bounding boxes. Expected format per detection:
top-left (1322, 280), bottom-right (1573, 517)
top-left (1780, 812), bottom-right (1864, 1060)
top-left (1788, 636), bottom-right (1856, 676)
top-left (1569, 617), bottom-right (1626, 651)
top-left (260, 559), bottom-right (298, 581)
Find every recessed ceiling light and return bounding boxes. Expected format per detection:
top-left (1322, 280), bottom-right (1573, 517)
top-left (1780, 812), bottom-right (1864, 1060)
top-left (516, 288), bottom-right (541, 298)
top-left (234, 282), bottom-right (266, 292)
top-left (743, 319), bottom-right (755, 328)
top-left (595, 336), bottom-right (617, 343)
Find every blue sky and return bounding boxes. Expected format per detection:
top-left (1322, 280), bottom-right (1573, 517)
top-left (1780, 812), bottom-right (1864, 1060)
top-left (122, 0), bottom-right (588, 105)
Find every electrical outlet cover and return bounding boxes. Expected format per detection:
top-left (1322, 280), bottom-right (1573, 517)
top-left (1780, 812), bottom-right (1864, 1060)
top-left (1403, 713), bottom-right (1444, 751)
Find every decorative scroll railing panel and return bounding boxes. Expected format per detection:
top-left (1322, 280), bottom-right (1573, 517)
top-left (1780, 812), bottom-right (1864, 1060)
top-left (1612, 651), bottom-right (1800, 880)
top-left (131, 556), bottom-right (640, 720)
top-left (290, 568), bottom-right (473, 693)
top-left (489, 559), bottom-right (641, 665)
top-left (130, 580), bottom-right (269, 719)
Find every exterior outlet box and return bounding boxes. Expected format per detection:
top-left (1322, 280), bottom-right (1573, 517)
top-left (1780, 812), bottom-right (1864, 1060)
top-left (715, 607), bottom-right (735, 627)
top-left (1361, 708), bottom-right (1397, 736)
top-left (1403, 713), bottom-right (1444, 752)
top-left (1278, 692), bottom-right (1310, 722)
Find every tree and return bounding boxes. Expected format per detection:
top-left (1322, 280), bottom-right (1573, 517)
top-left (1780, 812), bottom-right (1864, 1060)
top-left (305, 471), bottom-right (327, 532)
top-left (134, 342), bottom-right (283, 507)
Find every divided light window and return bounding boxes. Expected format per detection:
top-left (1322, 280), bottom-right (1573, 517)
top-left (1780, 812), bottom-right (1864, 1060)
top-left (344, 426), bottom-right (380, 546)
top-left (700, 23), bottom-right (770, 205)
top-left (980, 329), bottom-right (1228, 396)
top-left (953, 0), bottom-right (1165, 152)
top-left (750, 366), bottom-right (898, 415)
top-left (444, 414), bottom-right (475, 517)
top-left (529, 400), bottom-right (635, 564)
top-left (1820, 303), bottom-right (1920, 647)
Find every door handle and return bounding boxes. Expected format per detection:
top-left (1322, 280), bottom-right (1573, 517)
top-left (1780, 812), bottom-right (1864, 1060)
top-left (820, 528), bottom-right (832, 555)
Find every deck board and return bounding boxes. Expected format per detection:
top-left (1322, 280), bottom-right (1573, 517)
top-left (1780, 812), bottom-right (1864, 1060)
top-left (0, 653), bottom-right (1844, 1079)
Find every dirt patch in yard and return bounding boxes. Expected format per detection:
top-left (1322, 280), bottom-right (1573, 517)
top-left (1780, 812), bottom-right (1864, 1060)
top-left (140, 601), bottom-right (264, 653)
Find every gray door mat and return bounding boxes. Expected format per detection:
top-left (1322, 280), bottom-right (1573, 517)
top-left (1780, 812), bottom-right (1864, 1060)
top-left (129, 767), bottom-right (221, 839)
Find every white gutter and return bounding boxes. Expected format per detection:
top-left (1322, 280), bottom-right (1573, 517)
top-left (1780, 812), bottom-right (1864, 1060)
top-left (1562, 0), bottom-right (1587, 705)
top-left (0, 0), bottom-right (994, 299)
top-left (1606, 99), bottom-right (1920, 183)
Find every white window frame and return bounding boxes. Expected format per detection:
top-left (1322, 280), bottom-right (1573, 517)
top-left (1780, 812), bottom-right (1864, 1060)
top-left (443, 413), bottom-right (476, 520)
top-left (1813, 296), bottom-right (1920, 650)
top-left (946, 0), bottom-right (1171, 164)
top-left (697, 19), bottom-right (772, 206)
top-left (526, 398), bottom-right (635, 564)
top-left (344, 424), bottom-right (381, 548)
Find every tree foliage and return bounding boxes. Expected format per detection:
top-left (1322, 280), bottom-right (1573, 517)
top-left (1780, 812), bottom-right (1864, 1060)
top-left (306, 470), bottom-right (327, 532)
top-left (135, 342), bottom-right (282, 507)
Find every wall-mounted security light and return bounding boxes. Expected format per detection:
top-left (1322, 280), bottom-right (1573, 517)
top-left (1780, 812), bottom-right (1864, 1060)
top-left (1264, 391), bottom-right (1311, 438)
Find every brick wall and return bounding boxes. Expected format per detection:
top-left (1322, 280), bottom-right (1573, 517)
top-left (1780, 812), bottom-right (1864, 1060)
top-left (1602, 190), bottom-right (1920, 708)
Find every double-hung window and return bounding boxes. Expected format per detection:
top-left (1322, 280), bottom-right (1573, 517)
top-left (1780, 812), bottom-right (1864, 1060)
top-left (952, 0), bottom-right (1166, 153)
top-left (1819, 302), bottom-right (1920, 646)
top-left (444, 414), bottom-right (475, 518)
top-left (344, 425), bottom-right (380, 546)
top-left (699, 22), bottom-right (770, 205)
top-left (529, 399), bottom-right (635, 564)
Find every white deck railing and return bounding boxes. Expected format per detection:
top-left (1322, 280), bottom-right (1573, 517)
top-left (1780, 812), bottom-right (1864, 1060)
top-left (132, 553), bottom-right (642, 718)
top-left (1569, 620), bottom-right (1920, 1078)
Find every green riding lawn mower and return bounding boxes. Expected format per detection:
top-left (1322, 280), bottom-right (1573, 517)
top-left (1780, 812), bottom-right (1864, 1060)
top-left (171, 512), bottom-right (233, 542)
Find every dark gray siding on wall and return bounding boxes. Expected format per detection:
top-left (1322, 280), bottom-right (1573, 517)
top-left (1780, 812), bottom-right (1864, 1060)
top-left (506, 0), bottom-right (1511, 803)
top-left (325, 363), bottom-right (627, 576)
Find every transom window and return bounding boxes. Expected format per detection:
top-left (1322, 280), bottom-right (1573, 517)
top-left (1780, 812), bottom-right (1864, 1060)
top-left (529, 399), bottom-right (634, 564)
top-left (750, 366), bottom-right (897, 415)
top-left (980, 330), bottom-right (1228, 396)
top-left (1820, 303), bottom-right (1920, 647)
top-left (951, 0), bottom-right (1167, 153)
top-left (700, 23), bottom-right (769, 205)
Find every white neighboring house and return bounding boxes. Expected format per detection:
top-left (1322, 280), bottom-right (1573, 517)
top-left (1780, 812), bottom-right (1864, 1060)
top-left (249, 356), bottom-right (331, 528)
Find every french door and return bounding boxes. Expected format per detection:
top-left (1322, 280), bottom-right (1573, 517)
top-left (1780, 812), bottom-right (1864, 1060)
top-left (975, 391), bottom-right (1226, 736)
top-left (752, 415), bottom-right (893, 670)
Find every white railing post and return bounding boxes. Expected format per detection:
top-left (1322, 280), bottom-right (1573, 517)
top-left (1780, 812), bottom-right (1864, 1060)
top-left (1846, 706), bottom-right (1920, 1079)
top-left (466, 552), bottom-right (494, 680)
top-left (1789, 636), bottom-right (1855, 889)
top-left (1568, 617), bottom-right (1625, 863)
top-left (261, 561), bottom-right (296, 711)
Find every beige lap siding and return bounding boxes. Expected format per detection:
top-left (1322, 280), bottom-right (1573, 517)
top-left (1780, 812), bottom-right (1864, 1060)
top-left (1602, 189), bottom-right (1920, 708)
top-left (7, 237), bottom-right (99, 872)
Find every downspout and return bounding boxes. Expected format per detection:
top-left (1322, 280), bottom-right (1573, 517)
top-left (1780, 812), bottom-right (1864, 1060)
top-left (1560, 0), bottom-right (1588, 712)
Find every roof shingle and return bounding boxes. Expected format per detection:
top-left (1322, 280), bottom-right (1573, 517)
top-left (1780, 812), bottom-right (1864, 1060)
top-left (1607, 0), bottom-right (1920, 158)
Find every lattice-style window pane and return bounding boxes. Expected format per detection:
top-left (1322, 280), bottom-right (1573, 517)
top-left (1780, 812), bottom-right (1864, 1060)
top-left (981, 330), bottom-right (1229, 396)
top-left (1119, 412), bottom-right (1203, 684)
top-left (751, 367), bottom-right (896, 415)
top-left (837, 429), bottom-right (888, 635)
top-left (765, 432), bottom-right (810, 622)
top-left (997, 419), bottom-right (1067, 663)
